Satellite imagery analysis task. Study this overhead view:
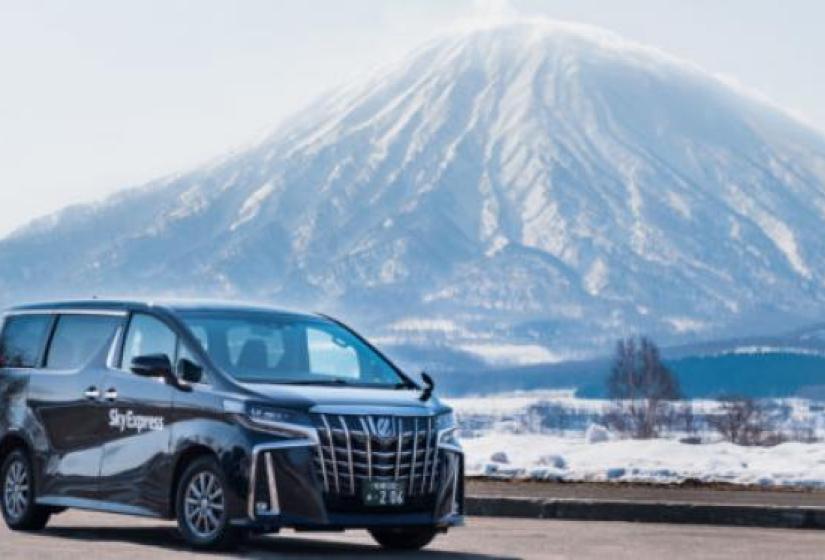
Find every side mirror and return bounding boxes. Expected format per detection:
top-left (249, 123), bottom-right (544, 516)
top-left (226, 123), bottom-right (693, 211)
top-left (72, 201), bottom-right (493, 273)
top-left (130, 354), bottom-right (173, 378)
top-left (419, 371), bottom-right (435, 402)
top-left (178, 358), bottom-right (203, 384)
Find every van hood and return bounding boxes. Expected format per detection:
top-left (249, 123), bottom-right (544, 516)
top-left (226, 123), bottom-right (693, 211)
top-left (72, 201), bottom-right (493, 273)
top-left (238, 383), bottom-right (450, 416)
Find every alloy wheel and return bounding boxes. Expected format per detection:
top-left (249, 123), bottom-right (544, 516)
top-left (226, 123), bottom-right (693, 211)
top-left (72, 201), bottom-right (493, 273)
top-left (3, 459), bottom-right (29, 521)
top-left (183, 471), bottom-right (225, 539)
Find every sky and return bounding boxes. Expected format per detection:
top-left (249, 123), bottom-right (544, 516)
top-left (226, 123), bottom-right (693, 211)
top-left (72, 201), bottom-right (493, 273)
top-left (0, 0), bottom-right (822, 238)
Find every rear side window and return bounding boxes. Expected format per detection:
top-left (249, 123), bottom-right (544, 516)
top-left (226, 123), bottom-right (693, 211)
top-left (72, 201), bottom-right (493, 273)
top-left (46, 315), bottom-right (121, 370)
top-left (0, 314), bottom-right (52, 368)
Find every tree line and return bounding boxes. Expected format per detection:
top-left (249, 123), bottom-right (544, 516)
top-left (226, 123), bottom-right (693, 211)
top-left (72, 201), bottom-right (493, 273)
top-left (605, 336), bottom-right (802, 445)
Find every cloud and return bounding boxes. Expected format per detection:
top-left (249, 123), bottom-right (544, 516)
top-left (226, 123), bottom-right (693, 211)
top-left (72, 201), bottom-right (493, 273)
top-left (472, 0), bottom-right (519, 23)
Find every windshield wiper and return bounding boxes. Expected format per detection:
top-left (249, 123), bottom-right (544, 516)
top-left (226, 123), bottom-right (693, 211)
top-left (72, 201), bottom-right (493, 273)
top-left (276, 378), bottom-right (353, 386)
top-left (246, 378), bottom-right (410, 388)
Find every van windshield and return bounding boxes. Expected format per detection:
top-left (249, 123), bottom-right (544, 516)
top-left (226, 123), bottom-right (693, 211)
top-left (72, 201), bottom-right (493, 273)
top-left (179, 311), bottom-right (408, 387)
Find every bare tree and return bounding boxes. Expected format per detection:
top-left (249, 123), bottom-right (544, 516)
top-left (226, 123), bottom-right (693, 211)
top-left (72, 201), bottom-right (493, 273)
top-left (708, 397), bottom-right (778, 446)
top-left (527, 402), bottom-right (570, 436)
top-left (606, 336), bottom-right (681, 438)
top-left (675, 401), bottom-right (697, 436)
top-left (788, 423), bottom-right (818, 444)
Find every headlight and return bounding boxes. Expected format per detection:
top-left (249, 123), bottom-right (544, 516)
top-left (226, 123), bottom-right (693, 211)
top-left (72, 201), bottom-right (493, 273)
top-left (247, 404), bottom-right (309, 425)
top-left (242, 403), bottom-right (314, 439)
top-left (436, 411), bottom-right (460, 449)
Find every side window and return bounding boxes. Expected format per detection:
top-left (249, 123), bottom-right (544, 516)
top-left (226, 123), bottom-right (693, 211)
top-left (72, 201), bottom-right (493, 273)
top-left (306, 326), bottom-right (359, 379)
top-left (121, 314), bottom-right (177, 372)
top-left (46, 314), bottom-right (120, 370)
top-left (0, 315), bottom-right (52, 368)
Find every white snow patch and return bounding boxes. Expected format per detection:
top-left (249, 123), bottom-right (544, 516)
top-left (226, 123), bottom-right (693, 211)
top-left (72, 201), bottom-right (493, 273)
top-left (584, 424), bottom-right (611, 444)
top-left (584, 258), bottom-right (608, 295)
top-left (458, 343), bottom-right (563, 365)
top-left (667, 191), bottom-right (691, 219)
top-left (725, 346), bottom-right (825, 357)
top-left (231, 182), bottom-right (274, 231)
top-left (168, 186), bottom-right (208, 220)
top-left (485, 234), bottom-right (509, 257)
top-left (763, 217), bottom-right (811, 279)
top-left (464, 433), bottom-right (825, 487)
top-left (449, 390), bottom-right (597, 416)
top-left (665, 316), bottom-right (708, 334)
top-left (728, 186), bottom-right (811, 279)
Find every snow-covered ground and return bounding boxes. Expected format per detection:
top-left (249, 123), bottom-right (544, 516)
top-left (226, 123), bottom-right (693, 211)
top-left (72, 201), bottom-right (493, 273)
top-left (449, 392), bottom-right (825, 488)
top-left (451, 389), bottom-right (602, 415)
top-left (462, 433), bottom-right (825, 488)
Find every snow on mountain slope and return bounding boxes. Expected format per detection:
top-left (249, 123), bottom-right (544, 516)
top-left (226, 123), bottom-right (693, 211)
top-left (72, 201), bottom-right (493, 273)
top-left (2, 20), bottom-right (825, 358)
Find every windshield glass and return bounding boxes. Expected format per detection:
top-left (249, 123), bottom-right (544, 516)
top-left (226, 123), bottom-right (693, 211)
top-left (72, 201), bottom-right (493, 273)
top-left (179, 311), bottom-right (406, 387)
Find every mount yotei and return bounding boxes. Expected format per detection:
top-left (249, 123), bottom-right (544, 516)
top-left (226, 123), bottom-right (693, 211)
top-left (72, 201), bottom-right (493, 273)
top-left (3, 21), bottom-right (825, 362)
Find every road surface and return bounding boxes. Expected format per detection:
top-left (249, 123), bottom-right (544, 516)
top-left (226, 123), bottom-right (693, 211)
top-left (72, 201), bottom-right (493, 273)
top-left (2, 510), bottom-right (824, 559)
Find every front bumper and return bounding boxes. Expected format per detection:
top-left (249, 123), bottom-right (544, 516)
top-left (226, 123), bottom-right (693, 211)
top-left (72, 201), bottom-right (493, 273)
top-left (234, 438), bottom-right (464, 532)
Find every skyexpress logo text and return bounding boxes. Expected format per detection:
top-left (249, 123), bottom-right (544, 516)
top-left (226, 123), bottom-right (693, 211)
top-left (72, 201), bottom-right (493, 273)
top-left (108, 408), bottom-right (165, 433)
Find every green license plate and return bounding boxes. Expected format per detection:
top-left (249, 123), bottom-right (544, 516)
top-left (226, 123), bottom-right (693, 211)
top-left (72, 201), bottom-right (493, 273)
top-left (362, 480), bottom-right (406, 507)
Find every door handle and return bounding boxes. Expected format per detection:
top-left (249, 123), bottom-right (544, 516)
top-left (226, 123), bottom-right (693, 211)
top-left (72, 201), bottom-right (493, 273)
top-left (103, 388), bottom-right (118, 402)
top-left (84, 387), bottom-right (100, 400)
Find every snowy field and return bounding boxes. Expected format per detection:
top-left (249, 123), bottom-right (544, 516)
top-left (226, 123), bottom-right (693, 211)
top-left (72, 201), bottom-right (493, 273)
top-left (448, 392), bottom-right (825, 488)
top-left (462, 433), bottom-right (825, 487)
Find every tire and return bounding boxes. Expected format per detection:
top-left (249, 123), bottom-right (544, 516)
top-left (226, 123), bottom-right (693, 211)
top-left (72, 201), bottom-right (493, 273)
top-left (175, 456), bottom-right (242, 550)
top-left (1, 449), bottom-right (51, 531)
top-left (369, 527), bottom-right (438, 550)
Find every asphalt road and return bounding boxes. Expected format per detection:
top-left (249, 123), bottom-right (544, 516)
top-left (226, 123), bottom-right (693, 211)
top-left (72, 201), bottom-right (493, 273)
top-left (2, 511), bottom-right (825, 559)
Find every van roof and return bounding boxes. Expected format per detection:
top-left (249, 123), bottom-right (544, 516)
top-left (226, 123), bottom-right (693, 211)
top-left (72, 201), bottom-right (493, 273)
top-left (5, 298), bottom-right (322, 321)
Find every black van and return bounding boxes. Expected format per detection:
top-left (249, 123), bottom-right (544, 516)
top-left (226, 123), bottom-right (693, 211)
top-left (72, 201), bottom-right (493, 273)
top-left (0, 300), bottom-right (463, 550)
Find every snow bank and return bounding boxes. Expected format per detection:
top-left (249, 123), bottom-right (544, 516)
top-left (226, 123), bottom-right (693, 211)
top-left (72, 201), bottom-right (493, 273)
top-left (463, 433), bottom-right (825, 487)
top-left (450, 390), bottom-right (606, 415)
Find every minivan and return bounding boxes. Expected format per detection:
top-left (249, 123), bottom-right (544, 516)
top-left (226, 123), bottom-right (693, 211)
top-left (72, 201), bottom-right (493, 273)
top-left (0, 300), bottom-right (463, 550)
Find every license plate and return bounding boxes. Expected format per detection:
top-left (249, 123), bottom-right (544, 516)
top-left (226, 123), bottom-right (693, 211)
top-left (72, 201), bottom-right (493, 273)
top-left (362, 480), bottom-right (406, 507)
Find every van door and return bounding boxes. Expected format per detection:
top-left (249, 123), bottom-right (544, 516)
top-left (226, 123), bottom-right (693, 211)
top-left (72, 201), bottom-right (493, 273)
top-left (97, 313), bottom-right (176, 515)
top-left (25, 313), bottom-right (124, 501)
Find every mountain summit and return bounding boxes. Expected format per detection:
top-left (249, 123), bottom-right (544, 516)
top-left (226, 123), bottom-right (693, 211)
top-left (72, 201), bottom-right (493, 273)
top-left (3, 21), bottom-right (825, 360)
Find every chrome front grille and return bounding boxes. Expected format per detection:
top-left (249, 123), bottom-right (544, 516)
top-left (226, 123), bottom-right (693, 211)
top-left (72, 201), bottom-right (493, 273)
top-left (313, 414), bottom-right (439, 497)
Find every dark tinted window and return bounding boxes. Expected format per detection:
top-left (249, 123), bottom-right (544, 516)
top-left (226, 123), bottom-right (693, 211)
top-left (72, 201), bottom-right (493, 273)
top-left (121, 314), bottom-right (177, 371)
top-left (0, 314), bottom-right (52, 368)
top-left (227, 324), bottom-right (284, 367)
top-left (46, 314), bottom-right (121, 370)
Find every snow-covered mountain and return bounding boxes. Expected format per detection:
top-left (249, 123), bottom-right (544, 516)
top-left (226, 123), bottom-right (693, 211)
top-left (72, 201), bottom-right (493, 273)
top-left (3, 20), bottom-right (825, 360)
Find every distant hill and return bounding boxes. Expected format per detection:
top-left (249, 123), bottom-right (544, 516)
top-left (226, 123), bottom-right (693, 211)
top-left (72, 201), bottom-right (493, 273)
top-left (424, 351), bottom-right (825, 399)
top-left (416, 323), bottom-right (825, 398)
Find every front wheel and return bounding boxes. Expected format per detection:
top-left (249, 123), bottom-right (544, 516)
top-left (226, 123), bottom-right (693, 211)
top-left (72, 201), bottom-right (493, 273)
top-left (369, 527), bottom-right (438, 550)
top-left (1, 449), bottom-right (51, 531)
top-left (175, 456), bottom-right (243, 550)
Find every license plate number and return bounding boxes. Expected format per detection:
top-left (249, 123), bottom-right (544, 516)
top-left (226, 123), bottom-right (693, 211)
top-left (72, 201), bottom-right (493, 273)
top-left (362, 480), bottom-right (406, 507)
